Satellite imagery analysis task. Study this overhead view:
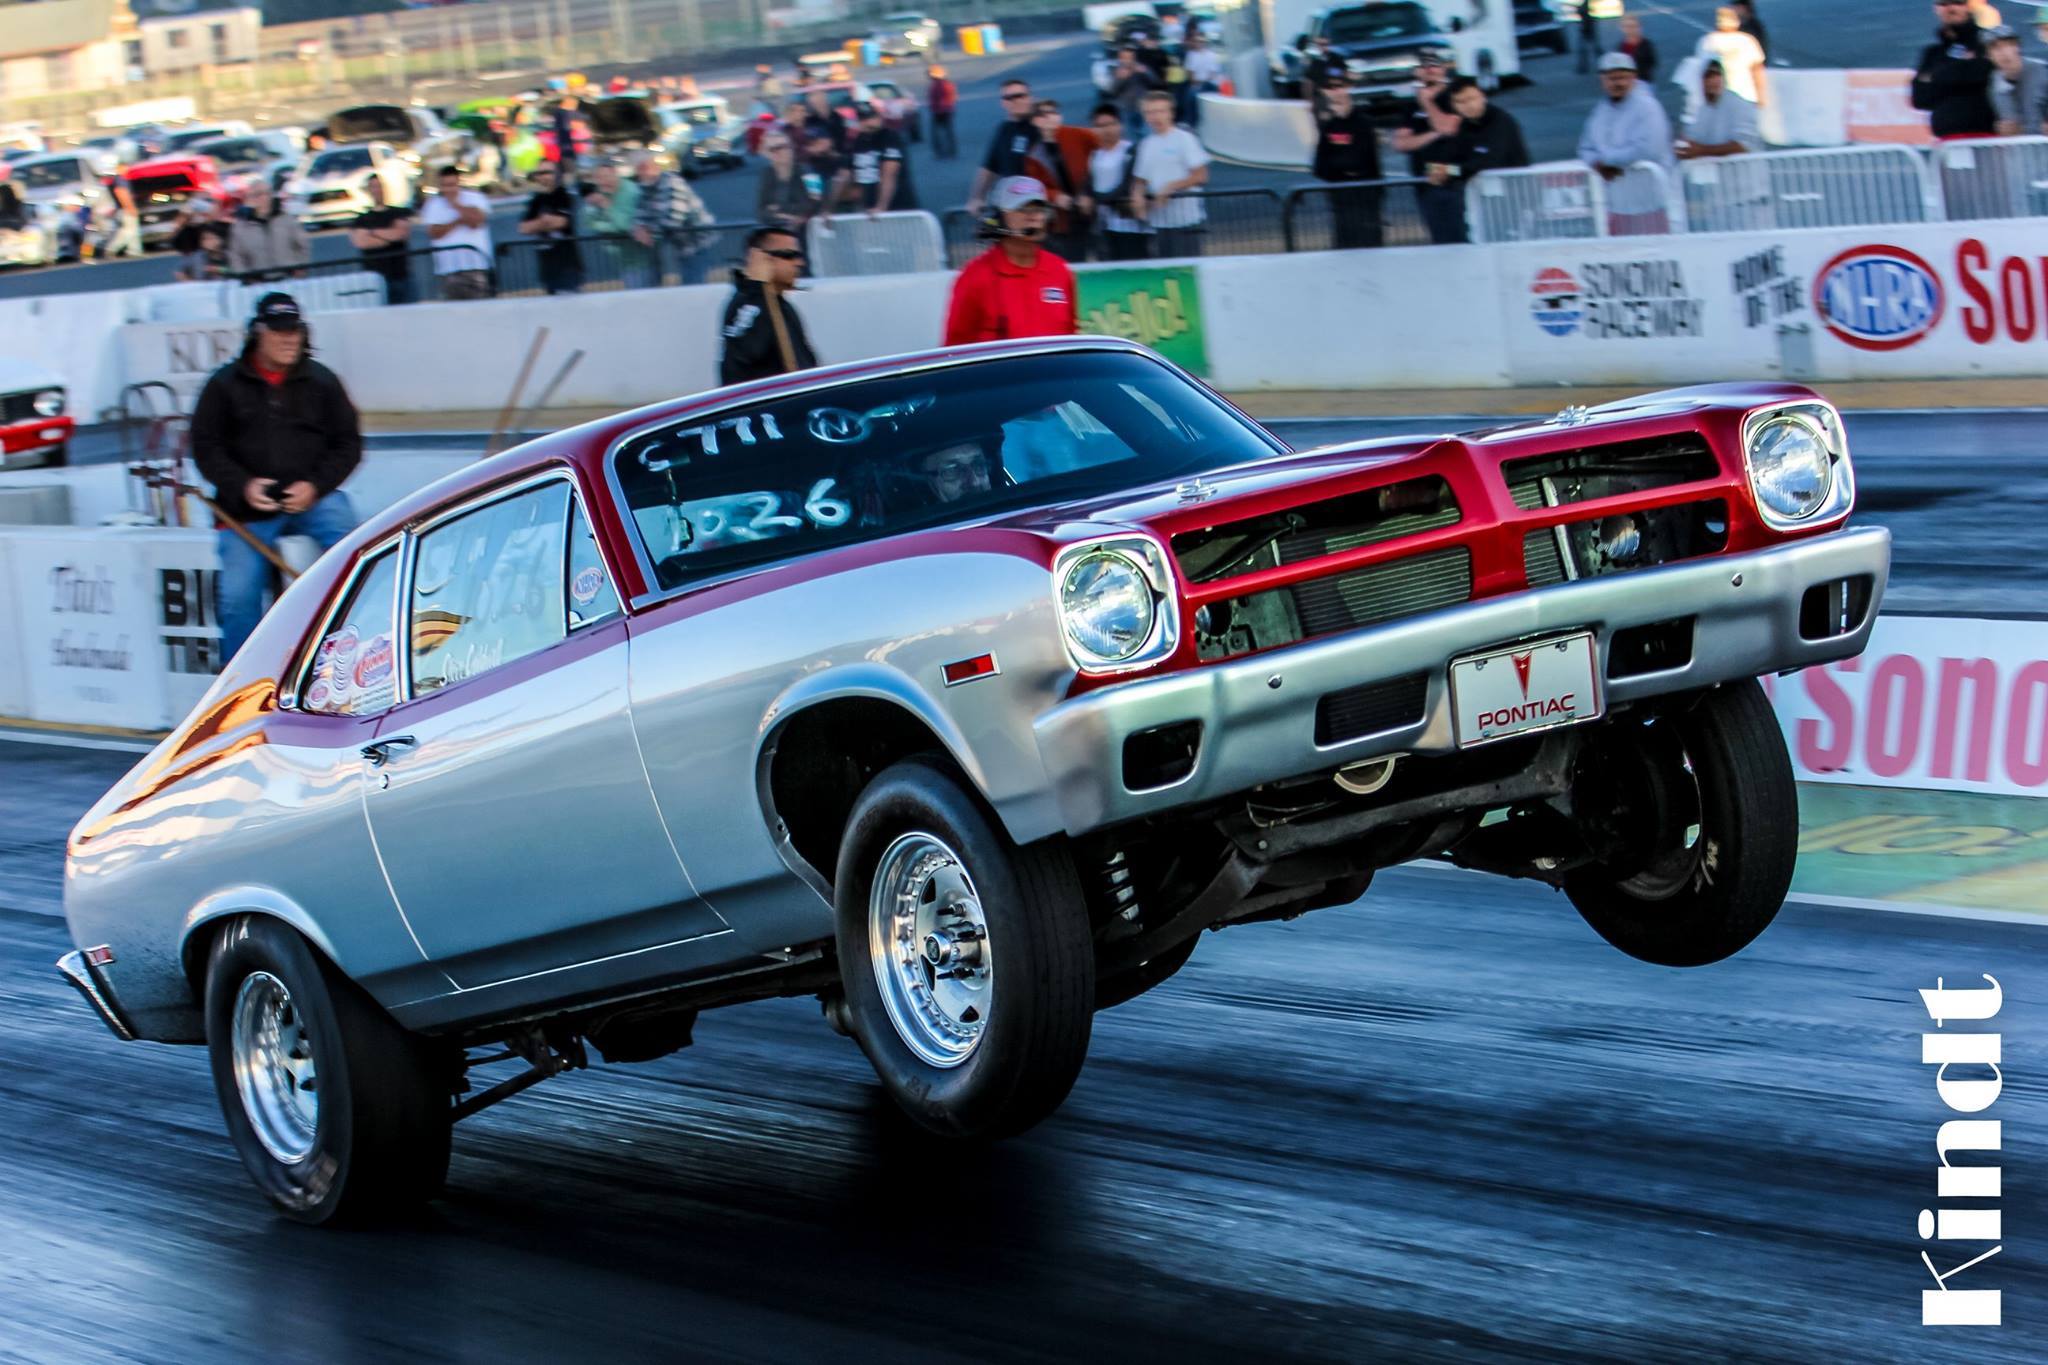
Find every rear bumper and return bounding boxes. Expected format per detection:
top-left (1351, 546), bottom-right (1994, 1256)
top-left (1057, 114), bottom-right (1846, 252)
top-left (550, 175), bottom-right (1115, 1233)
top-left (1032, 527), bottom-right (1890, 835)
top-left (57, 950), bottom-right (139, 1041)
top-left (0, 414), bottom-right (72, 467)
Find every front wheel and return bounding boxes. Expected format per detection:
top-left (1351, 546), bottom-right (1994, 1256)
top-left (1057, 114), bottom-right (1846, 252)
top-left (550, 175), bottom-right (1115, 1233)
top-left (834, 758), bottom-right (1095, 1139)
top-left (204, 916), bottom-right (452, 1224)
top-left (1564, 680), bottom-right (1797, 967)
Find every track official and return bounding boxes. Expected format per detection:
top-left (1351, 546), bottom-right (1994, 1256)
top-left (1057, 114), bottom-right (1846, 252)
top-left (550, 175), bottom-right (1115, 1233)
top-left (943, 176), bottom-right (1078, 346)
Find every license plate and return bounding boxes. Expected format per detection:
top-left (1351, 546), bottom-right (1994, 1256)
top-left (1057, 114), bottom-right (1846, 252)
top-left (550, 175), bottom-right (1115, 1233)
top-left (1449, 631), bottom-right (1602, 747)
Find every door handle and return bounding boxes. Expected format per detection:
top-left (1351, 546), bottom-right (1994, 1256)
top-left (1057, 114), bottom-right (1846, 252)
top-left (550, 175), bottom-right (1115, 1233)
top-left (360, 735), bottom-right (417, 766)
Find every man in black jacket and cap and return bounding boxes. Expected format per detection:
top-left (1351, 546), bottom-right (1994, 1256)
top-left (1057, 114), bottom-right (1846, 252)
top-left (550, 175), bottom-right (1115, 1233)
top-left (191, 292), bottom-right (362, 660)
top-left (720, 227), bottom-right (819, 386)
top-left (1913, 0), bottom-right (1997, 136)
top-left (1311, 78), bottom-right (1384, 249)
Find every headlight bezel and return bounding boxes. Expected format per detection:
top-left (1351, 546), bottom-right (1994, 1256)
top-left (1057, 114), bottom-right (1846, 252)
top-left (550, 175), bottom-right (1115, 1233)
top-left (31, 389), bottom-right (64, 418)
top-left (1740, 400), bottom-right (1854, 530)
top-left (1051, 534), bottom-right (1179, 674)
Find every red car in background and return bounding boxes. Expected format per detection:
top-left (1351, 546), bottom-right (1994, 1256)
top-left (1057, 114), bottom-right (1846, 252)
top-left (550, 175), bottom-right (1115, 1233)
top-left (123, 154), bottom-right (223, 249)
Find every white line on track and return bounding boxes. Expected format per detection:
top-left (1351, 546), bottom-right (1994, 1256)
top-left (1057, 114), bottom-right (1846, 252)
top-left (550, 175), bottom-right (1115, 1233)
top-left (0, 729), bottom-right (157, 754)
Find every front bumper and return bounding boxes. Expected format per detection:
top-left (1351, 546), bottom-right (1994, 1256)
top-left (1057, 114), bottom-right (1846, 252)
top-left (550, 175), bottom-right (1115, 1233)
top-left (1033, 527), bottom-right (1890, 835)
top-left (57, 950), bottom-right (139, 1041)
top-left (0, 414), bottom-right (73, 467)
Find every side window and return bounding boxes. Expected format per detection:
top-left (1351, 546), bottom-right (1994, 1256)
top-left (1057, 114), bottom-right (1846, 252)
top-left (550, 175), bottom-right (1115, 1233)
top-left (303, 550), bottom-right (399, 717)
top-left (409, 482), bottom-right (570, 694)
top-left (567, 499), bottom-right (622, 629)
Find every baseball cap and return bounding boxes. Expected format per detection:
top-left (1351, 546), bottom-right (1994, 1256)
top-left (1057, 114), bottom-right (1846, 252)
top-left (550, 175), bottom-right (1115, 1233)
top-left (1598, 52), bottom-right (1639, 72)
top-left (1984, 23), bottom-right (2021, 41)
top-left (251, 292), bottom-right (305, 331)
top-left (990, 175), bottom-right (1050, 212)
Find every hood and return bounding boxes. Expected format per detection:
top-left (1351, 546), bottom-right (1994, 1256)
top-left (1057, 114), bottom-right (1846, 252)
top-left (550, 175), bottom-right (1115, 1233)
top-left (124, 155), bottom-right (216, 184)
top-left (585, 98), bottom-right (660, 142)
top-left (328, 106), bottom-right (417, 145)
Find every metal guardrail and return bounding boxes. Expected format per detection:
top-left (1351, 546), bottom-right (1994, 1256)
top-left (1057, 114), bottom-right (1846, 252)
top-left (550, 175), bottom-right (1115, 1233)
top-left (807, 211), bottom-right (947, 278)
top-left (1466, 161), bottom-right (1603, 244)
top-left (1681, 145), bottom-right (1937, 233)
top-left (493, 226), bottom-right (759, 295)
top-left (1281, 179), bottom-right (1431, 252)
top-left (1936, 135), bottom-right (2048, 222)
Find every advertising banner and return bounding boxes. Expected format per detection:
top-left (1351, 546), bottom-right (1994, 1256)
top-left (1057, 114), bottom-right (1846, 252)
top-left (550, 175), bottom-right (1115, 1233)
top-left (1764, 614), bottom-right (2048, 800)
top-left (1076, 266), bottom-right (1210, 377)
top-left (8, 530), bottom-right (169, 729)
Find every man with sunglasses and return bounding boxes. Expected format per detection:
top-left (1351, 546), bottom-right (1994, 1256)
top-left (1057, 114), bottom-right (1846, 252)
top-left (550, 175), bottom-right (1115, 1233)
top-left (966, 79), bottom-right (1039, 216)
top-left (1914, 0), bottom-right (1998, 135)
top-left (719, 227), bottom-right (818, 386)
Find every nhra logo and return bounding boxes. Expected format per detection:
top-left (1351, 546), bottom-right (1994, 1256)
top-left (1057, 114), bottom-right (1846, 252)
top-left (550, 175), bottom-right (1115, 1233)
top-left (1815, 244), bottom-right (1944, 351)
top-left (1529, 267), bottom-right (1584, 336)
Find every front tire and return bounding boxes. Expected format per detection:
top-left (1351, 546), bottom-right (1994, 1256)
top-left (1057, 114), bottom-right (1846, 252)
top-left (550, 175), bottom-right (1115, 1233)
top-left (1564, 680), bottom-right (1797, 967)
top-left (834, 758), bottom-right (1095, 1140)
top-left (204, 916), bottom-right (452, 1225)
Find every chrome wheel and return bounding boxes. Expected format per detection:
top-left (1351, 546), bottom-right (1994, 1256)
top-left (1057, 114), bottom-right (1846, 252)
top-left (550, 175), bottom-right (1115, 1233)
top-left (231, 971), bottom-right (319, 1164)
top-left (868, 832), bottom-right (994, 1068)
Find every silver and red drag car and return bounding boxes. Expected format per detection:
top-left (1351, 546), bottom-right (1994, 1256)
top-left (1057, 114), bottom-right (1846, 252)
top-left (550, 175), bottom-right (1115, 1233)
top-left (60, 338), bottom-right (1889, 1223)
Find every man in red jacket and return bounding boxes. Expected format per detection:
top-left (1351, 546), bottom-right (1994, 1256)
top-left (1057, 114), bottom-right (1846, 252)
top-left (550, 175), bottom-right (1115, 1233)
top-left (943, 176), bottom-right (1078, 345)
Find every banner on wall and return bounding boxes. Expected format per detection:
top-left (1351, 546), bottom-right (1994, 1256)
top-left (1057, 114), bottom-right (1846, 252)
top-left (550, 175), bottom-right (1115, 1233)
top-left (116, 319), bottom-right (248, 411)
top-left (1075, 266), bottom-right (1210, 377)
top-left (1764, 615), bottom-right (2048, 800)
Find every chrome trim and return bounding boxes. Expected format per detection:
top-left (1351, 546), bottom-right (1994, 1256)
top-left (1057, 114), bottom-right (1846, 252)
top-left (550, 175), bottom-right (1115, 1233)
top-left (600, 338), bottom-right (1286, 609)
top-left (1740, 399), bottom-right (1855, 532)
top-left (1051, 533), bottom-right (1181, 676)
top-left (56, 950), bottom-right (138, 1041)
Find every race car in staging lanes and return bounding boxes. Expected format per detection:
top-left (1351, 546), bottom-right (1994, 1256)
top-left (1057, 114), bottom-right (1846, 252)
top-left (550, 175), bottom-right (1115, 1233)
top-left (59, 339), bottom-right (1889, 1224)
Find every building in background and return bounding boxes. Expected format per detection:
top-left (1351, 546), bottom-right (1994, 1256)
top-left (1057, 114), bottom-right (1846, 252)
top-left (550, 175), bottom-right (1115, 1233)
top-left (138, 0), bottom-right (261, 75)
top-left (0, 0), bottom-right (257, 97)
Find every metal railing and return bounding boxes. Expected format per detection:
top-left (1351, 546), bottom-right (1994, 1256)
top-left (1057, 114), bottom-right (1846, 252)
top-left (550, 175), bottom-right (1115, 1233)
top-left (806, 211), bottom-right (948, 279)
top-left (493, 226), bottom-right (761, 295)
top-left (1681, 145), bottom-right (1938, 233)
top-left (1936, 135), bottom-right (2048, 222)
top-left (1466, 161), bottom-right (1603, 243)
top-left (1280, 180), bottom-right (1431, 252)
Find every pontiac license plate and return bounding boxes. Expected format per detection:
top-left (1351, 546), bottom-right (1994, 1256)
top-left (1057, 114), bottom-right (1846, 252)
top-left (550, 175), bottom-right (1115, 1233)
top-left (1449, 632), bottom-right (1602, 747)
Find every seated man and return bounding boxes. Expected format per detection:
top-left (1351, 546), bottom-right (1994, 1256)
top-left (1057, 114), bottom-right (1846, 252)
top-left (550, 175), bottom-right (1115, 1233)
top-left (920, 438), bottom-right (997, 504)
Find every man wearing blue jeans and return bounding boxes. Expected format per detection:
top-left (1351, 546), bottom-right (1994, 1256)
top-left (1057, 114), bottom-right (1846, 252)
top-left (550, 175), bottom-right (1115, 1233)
top-left (190, 293), bottom-right (363, 662)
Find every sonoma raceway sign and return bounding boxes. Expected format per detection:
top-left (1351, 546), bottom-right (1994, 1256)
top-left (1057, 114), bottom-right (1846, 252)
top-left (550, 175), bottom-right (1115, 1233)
top-left (1763, 615), bottom-right (2048, 800)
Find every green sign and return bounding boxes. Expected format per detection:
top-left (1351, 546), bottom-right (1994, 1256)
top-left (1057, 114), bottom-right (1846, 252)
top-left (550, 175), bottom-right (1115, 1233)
top-left (1076, 266), bottom-right (1209, 376)
top-left (1791, 782), bottom-right (2048, 918)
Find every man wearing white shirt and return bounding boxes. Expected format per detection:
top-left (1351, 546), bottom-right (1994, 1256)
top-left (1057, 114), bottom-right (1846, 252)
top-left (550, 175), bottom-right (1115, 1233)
top-left (1678, 60), bottom-right (1762, 157)
top-left (1132, 91), bottom-right (1209, 258)
top-left (1695, 5), bottom-right (1768, 106)
top-left (1182, 32), bottom-right (1225, 127)
top-left (1084, 102), bottom-right (1152, 260)
top-left (418, 165), bottom-right (495, 301)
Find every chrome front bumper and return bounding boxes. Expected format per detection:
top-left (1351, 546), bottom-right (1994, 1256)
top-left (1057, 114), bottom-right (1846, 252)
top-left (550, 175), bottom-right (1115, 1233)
top-left (1033, 527), bottom-right (1891, 835)
top-left (57, 949), bottom-right (138, 1041)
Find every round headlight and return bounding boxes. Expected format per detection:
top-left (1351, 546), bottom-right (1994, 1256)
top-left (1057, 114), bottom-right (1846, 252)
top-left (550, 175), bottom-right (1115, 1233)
top-left (1060, 549), bottom-right (1156, 663)
top-left (32, 389), bottom-right (64, 418)
top-left (1748, 414), bottom-right (1832, 520)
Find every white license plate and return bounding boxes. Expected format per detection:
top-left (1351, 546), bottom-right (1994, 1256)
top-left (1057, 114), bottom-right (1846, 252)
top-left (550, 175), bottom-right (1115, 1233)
top-left (1449, 631), bottom-right (1602, 747)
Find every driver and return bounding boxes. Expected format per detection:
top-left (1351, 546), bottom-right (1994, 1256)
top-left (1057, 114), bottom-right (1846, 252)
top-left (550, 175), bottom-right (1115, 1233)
top-left (919, 438), bottom-right (998, 503)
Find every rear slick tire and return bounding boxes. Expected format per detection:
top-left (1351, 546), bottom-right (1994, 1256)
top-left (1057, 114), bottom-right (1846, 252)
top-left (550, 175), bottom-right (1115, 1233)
top-left (204, 916), bottom-right (452, 1225)
top-left (1563, 679), bottom-right (1797, 968)
top-left (834, 758), bottom-right (1095, 1140)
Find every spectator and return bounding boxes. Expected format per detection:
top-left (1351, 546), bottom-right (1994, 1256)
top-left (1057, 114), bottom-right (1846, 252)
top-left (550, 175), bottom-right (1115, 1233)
top-left (103, 176), bottom-right (142, 258)
top-left (944, 176), bottom-right (1077, 345)
top-left (581, 160), bottom-right (650, 287)
top-left (1133, 90), bottom-right (1209, 259)
top-left (419, 164), bottom-right (495, 300)
top-left (800, 120), bottom-right (845, 198)
top-left (1160, 34), bottom-right (1194, 124)
top-left (1303, 32), bottom-right (1344, 101)
top-left (967, 78), bottom-right (1040, 214)
top-left (168, 195), bottom-right (217, 265)
top-left (1082, 102), bottom-right (1151, 261)
top-left (1615, 14), bottom-right (1659, 83)
top-left (805, 87), bottom-right (849, 156)
top-left (1985, 24), bottom-right (2048, 132)
top-left (1312, 78), bottom-right (1384, 250)
top-left (0, 182), bottom-right (26, 231)
top-left (927, 65), bottom-right (959, 158)
top-left (836, 103), bottom-right (918, 215)
top-left (1696, 5), bottom-right (1769, 106)
top-left (630, 151), bottom-right (717, 285)
top-left (1391, 48), bottom-right (1465, 243)
top-left (720, 227), bottom-right (817, 386)
top-left (1576, 0), bottom-right (1601, 75)
top-left (347, 176), bottom-right (415, 305)
top-left (1135, 32), bottom-right (1172, 82)
top-left (178, 222), bottom-right (231, 282)
top-left (1108, 48), bottom-right (1161, 138)
top-left (754, 132), bottom-right (822, 237)
top-left (755, 63), bottom-right (785, 105)
top-left (552, 95), bottom-right (581, 167)
top-left (191, 293), bottom-right (362, 661)
top-left (518, 162), bottom-right (581, 295)
top-left (1183, 32), bottom-right (1225, 127)
top-left (1579, 53), bottom-right (1676, 232)
top-left (1023, 99), bottom-right (1095, 261)
top-left (1915, 1), bottom-right (1997, 135)
top-left (226, 181), bottom-right (310, 281)
top-left (1441, 77), bottom-right (1532, 181)
top-left (1731, 0), bottom-right (1770, 58)
top-left (1678, 60), bottom-right (1763, 156)
top-left (1160, 11), bottom-right (1185, 47)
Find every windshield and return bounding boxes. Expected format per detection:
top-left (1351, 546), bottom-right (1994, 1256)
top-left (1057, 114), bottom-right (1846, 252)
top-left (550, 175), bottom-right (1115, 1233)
top-left (1326, 3), bottom-right (1435, 42)
top-left (197, 138), bottom-right (269, 165)
top-left (612, 351), bottom-right (1281, 591)
top-left (11, 158), bottom-right (83, 188)
top-left (164, 128), bottom-right (231, 151)
top-left (309, 147), bottom-right (374, 175)
top-left (661, 102), bottom-right (724, 127)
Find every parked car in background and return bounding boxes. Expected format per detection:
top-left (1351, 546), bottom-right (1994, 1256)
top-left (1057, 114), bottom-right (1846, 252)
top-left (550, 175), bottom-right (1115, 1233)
top-left (283, 143), bottom-right (417, 227)
top-left (1270, 1), bottom-right (1520, 102)
top-left (253, 126), bottom-right (310, 167)
top-left (1514, 0), bottom-right (1570, 53)
top-left (575, 94), bottom-right (676, 173)
top-left (0, 198), bottom-right (60, 269)
top-left (656, 96), bottom-right (747, 177)
top-left (122, 153), bottom-right (223, 248)
top-left (0, 358), bottom-right (72, 469)
top-left (877, 10), bottom-right (943, 56)
top-left (326, 104), bottom-right (471, 185)
top-left (192, 136), bottom-right (298, 193)
top-left (5, 152), bottom-right (111, 259)
top-left (58, 337), bottom-right (1887, 1225)
top-left (159, 121), bottom-right (256, 155)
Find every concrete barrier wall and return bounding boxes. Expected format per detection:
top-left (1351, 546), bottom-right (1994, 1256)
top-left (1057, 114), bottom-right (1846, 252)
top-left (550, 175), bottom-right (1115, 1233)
top-left (0, 290), bottom-right (138, 421)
